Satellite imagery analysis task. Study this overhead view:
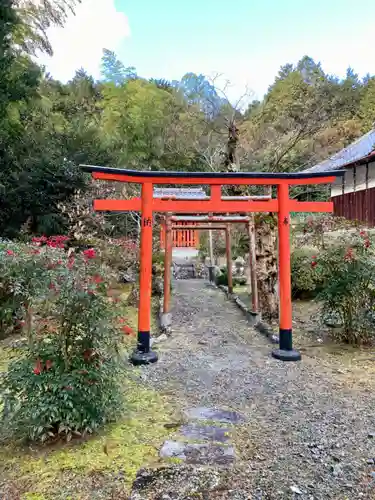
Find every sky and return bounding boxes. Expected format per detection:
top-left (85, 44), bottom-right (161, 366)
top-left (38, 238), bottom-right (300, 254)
top-left (37, 0), bottom-right (375, 102)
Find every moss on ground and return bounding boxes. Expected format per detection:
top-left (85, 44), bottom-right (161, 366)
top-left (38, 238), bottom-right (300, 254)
top-left (0, 379), bottom-right (175, 499)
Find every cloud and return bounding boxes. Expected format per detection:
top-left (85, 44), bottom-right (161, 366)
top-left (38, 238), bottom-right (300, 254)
top-left (36, 0), bottom-right (130, 81)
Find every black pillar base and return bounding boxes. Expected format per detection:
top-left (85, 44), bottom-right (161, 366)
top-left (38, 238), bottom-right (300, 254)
top-left (271, 348), bottom-right (301, 362)
top-left (208, 266), bottom-right (214, 283)
top-left (130, 349), bottom-right (158, 366)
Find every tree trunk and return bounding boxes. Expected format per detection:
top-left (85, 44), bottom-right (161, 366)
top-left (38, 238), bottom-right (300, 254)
top-left (222, 117), bottom-right (279, 321)
top-left (254, 214), bottom-right (279, 320)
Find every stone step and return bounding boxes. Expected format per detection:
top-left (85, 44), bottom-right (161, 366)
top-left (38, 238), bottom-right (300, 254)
top-left (180, 423), bottom-right (231, 443)
top-left (184, 406), bottom-right (245, 424)
top-left (160, 440), bottom-right (236, 465)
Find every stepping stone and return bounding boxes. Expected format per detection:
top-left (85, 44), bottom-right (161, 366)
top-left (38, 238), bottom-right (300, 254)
top-left (160, 440), bottom-right (235, 465)
top-left (184, 406), bottom-right (245, 424)
top-left (180, 423), bottom-right (231, 443)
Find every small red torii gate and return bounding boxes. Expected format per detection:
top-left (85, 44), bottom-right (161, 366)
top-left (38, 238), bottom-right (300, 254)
top-left (160, 221), bottom-right (199, 249)
top-left (82, 165), bottom-right (344, 365)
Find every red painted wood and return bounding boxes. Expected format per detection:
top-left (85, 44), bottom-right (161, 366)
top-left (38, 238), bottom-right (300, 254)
top-left (332, 187), bottom-right (375, 226)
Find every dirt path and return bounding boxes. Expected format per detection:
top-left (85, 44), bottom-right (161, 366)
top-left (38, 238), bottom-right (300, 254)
top-left (132, 280), bottom-right (375, 499)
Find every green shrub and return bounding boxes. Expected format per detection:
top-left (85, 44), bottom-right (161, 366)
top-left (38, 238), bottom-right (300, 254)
top-left (0, 243), bottom-right (53, 339)
top-left (215, 268), bottom-right (228, 286)
top-left (316, 231), bottom-right (375, 344)
top-left (0, 243), bottom-right (124, 442)
top-left (291, 246), bottom-right (322, 298)
top-left (97, 237), bottom-right (139, 274)
top-left (215, 268), bottom-right (247, 287)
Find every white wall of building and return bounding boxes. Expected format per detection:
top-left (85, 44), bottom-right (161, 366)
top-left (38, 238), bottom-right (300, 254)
top-left (331, 160), bottom-right (375, 197)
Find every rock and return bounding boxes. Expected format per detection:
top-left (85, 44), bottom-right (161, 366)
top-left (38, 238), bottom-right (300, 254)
top-left (164, 422), bottom-right (183, 430)
top-left (153, 334), bottom-right (168, 344)
top-left (367, 458), bottom-right (375, 465)
top-left (119, 271), bottom-right (136, 283)
top-left (235, 256), bottom-right (245, 266)
top-left (184, 406), bottom-right (245, 424)
top-left (180, 423), bottom-right (231, 443)
top-left (159, 440), bottom-right (235, 465)
top-left (368, 432), bottom-right (375, 438)
top-left (234, 276), bottom-right (247, 286)
top-left (173, 263), bottom-right (196, 280)
top-left (290, 485), bottom-right (302, 495)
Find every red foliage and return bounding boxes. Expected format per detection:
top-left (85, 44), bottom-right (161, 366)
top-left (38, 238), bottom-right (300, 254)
top-left (83, 248), bottom-right (96, 260)
top-left (45, 359), bottom-right (53, 371)
top-left (6, 249), bottom-right (14, 256)
top-left (91, 275), bottom-right (103, 284)
top-left (122, 325), bottom-right (135, 336)
top-left (32, 235), bottom-right (69, 249)
top-left (344, 248), bottom-right (354, 262)
top-left (33, 359), bottom-right (42, 375)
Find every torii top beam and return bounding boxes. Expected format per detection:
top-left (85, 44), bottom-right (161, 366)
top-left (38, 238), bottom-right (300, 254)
top-left (82, 165), bottom-right (345, 215)
top-left (82, 165), bottom-right (343, 186)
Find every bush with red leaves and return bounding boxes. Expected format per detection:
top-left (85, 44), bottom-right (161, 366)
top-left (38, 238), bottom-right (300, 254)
top-left (0, 242), bottom-right (124, 443)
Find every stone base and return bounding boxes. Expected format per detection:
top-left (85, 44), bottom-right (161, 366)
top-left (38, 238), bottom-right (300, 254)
top-left (130, 350), bottom-right (158, 366)
top-left (246, 311), bottom-right (261, 326)
top-left (271, 348), bottom-right (301, 362)
top-left (160, 312), bottom-right (172, 331)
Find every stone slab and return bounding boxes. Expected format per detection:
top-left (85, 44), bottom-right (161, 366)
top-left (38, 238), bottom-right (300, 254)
top-left (184, 406), bottom-right (245, 424)
top-left (159, 440), bottom-right (235, 465)
top-left (180, 423), bottom-right (231, 443)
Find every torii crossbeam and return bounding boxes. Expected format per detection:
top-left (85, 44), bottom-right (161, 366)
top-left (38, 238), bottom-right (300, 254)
top-left (82, 165), bottom-right (344, 365)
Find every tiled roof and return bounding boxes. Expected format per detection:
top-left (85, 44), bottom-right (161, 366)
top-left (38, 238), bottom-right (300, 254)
top-left (303, 128), bottom-right (375, 173)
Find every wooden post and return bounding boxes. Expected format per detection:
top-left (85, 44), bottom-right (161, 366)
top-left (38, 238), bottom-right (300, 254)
top-left (225, 225), bottom-right (233, 294)
top-left (272, 184), bottom-right (301, 362)
top-left (208, 215), bottom-right (214, 282)
top-left (131, 182), bottom-right (158, 365)
top-left (162, 213), bottom-right (173, 331)
top-left (248, 215), bottom-right (258, 314)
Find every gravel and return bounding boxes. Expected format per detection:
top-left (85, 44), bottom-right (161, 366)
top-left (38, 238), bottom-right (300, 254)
top-left (133, 280), bottom-right (375, 499)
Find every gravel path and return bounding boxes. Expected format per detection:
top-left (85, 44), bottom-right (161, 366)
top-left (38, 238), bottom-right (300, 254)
top-left (134, 280), bottom-right (375, 499)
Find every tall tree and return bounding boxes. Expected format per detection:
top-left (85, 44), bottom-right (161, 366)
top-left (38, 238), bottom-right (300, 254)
top-left (101, 49), bottom-right (136, 85)
top-left (359, 77), bottom-right (375, 131)
top-left (14, 0), bottom-right (80, 55)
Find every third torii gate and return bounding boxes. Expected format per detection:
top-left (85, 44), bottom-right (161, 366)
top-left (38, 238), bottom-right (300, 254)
top-left (82, 165), bottom-right (344, 365)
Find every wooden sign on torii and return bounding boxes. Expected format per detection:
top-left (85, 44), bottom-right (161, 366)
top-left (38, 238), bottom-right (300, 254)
top-left (82, 165), bottom-right (344, 365)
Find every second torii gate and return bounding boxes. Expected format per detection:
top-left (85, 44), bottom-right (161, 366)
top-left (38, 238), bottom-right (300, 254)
top-left (82, 165), bottom-right (344, 365)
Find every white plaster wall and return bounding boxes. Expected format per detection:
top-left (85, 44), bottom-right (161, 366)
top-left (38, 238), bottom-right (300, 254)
top-left (356, 164), bottom-right (367, 191)
top-left (331, 175), bottom-right (344, 197)
top-left (331, 161), bottom-right (375, 197)
top-left (368, 161), bottom-right (375, 189)
top-left (344, 168), bottom-right (354, 194)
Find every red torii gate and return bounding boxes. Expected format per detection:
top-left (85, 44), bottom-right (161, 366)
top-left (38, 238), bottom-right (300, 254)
top-left (82, 165), bottom-right (344, 365)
